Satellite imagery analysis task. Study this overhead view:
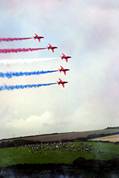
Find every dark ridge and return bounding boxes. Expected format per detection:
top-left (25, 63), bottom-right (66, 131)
top-left (105, 127), bottom-right (119, 130)
top-left (87, 132), bottom-right (119, 139)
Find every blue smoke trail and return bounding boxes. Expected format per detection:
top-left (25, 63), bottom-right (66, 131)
top-left (0, 70), bottom-right (58, 78)
top-left (0, 83), bottom-right (57, 91)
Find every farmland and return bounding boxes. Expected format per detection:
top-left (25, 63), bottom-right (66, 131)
top-left (91, 134), bottom-right (119, 142)
top-left (0, 127), bottom-right (119, 148)
top-left (0, 141), bottom-right (119, 167)
top-left (0, 127), bottom-right (119, 167)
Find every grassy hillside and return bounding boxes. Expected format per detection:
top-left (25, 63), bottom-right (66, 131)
top-left (0, 127), bottom-right (119, 147)
top-left (0, 141), bottom-right (119, 167)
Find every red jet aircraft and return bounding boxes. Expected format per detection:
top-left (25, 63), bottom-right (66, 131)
top-left (59, 66), bottom-right (70, 75)
top-left (48, 44), bottom-right (58, 52)
top-left (57, 78), bottom-right (68, 88)
top-left (61, 53), bottom-right (71, 62)
top-left (33, 33), bottom-right (44, 42)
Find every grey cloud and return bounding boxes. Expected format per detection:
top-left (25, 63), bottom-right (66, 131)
top-left (84, 0), bottom-right (119, 9)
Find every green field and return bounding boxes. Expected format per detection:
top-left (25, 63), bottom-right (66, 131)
top-left (0, 141), bottom-right (119, 167)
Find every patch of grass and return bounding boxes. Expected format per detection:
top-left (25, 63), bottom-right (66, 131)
top-left (0, 141), bottom-right (118, 167)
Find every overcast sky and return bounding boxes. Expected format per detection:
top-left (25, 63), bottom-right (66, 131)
top-left (0, 0), bottom-right (119, 139)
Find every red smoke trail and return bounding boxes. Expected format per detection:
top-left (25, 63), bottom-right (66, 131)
top-left (0, 37), bottom-right (32, 42)
top-left (0, 47), bottom-right (47, 53)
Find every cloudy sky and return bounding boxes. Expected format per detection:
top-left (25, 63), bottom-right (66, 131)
top-left (0, 0), bottom-right (119, 139)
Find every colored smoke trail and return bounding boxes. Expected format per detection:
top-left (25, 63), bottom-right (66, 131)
top-left (0, 83), bottom-right (57, 91)
top-left (0, 70), bottom-right (58, 78)
top-left (0, 37), bottom-right (32, 42)
top-left (0, 57), bottom-right (59, 65)
top-left (0, 57), bottom-right (58, 65)
top-left (0, 47), bottom-right (47, 53)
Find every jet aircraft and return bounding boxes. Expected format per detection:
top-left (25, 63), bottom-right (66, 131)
top-left (61, 53), bottom-right (71, 62)
top-left (59, 66), bottom-right (70, 75)
top-left (33, 33), bottom-right (44, 42)
top-left (57, 78), bottom-right (68, 88)
top-left (48, 44), bottom-right (58, 52)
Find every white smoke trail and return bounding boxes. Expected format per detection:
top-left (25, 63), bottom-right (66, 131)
top-left (0, 57), bottom-right (59, 65)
